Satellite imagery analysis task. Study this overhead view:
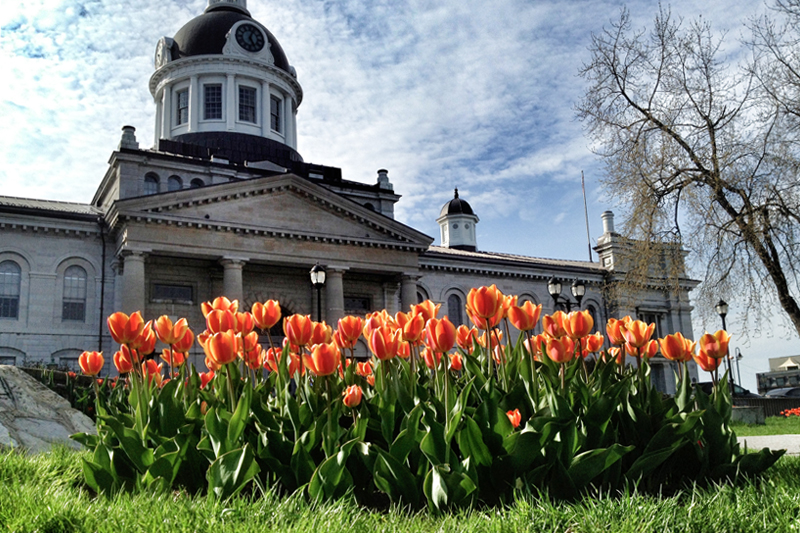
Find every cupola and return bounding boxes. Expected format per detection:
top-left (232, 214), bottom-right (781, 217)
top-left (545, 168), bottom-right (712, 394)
top-left (437, 189), bottom-right (479, 251)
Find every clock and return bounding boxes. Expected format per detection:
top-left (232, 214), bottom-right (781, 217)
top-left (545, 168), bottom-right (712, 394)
top-left (235, 24), bottom-right (265, 52)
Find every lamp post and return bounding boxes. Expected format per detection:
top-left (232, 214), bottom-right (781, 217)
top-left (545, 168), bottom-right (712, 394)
top-left (547, 277), bottom-right (585, 312)
top-left (734, 347), bottom-right (743, 389)
top-left (309, 262), bottom-right (327, 322)
top-left (715, 299), bottom-right (733, 391)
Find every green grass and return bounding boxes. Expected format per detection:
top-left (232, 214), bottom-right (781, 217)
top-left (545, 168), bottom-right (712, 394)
top-left (732, 415), bottom-right (800, 436)
top-left (2, 447), bottom-right (800, 533)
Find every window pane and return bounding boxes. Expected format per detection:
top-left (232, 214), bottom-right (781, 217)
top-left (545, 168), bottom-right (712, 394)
top-left (270, 95), bottom-right (282, 132)
top-left (190, 178), bottom-right (204, 189)
top-left (153, 283), bottom-right (193, 303)
top-left (62, 265), bottom-right (86, 322)
top-left (239, 86), bottom-right (256, 123)
top-left (447, 294), bottom-right (463, 326)
top-left (204, 84), bottom-right (222, 120)
top-left (168, 176), bottom-right (182, 191)
top-left (176, 89), bottom-right (189, 125)
top-left (144, 174), bottom-right (159, 195)
top-left (0, 261), bottom-right (20, 319)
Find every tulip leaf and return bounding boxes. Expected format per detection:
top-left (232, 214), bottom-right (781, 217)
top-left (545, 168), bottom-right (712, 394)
top-left (206, 444), bottom-right (260, 500)
top-left (308, 439), bottom-right (358, 502)
top-left (291, 440), bottom-right (316, 487)
top-left (374, 448), bottom-right (420, 506)
top-left (568, 444), bottom-right (633, 489)
top-left (446, 380), bottom-right (473, 444)
top-left (457, 416), bottom-right (492, 467)
top-left (502, 430), bottom-right (541, 472)
top-left (100, 415), bottom-right (154, 474)
top-left (204, 407), bottom-right (230, 458)
top-left (420, 418), bottom-right (447, 466)
top-left (228, 384), bottom-right (252, 444)
top-left (423, 464), bottom-right (477, 512)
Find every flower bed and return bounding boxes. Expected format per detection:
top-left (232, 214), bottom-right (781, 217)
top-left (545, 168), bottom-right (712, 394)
top-left (72, 287), bottom-right (782, 510)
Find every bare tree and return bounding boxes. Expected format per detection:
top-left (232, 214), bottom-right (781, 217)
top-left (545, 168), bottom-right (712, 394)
top-left (577, 6), bottom-right (800, 338)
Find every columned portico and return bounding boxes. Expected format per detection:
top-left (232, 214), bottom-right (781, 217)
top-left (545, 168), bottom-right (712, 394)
top-left (325, 266), bottom-right (347, 325)
top-left (220, 257), bottom-right (247, 303)
top-left (120, 251), bottom-right (147, 314)
top-left (400, 274), bottom-right (420, 311)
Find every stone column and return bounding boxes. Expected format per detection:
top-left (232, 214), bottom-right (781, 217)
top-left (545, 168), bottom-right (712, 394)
top-left (400, 274), bottom-right (420, 311)
top-left (226, 74), bottom-right (236, 131)
top-left (189, 75), bottom-right (199, 132)
top-left (325, 267), bottom-right (347, 326)
top-left (261, 81), bottom-right (270, 136)
top-left (120, 251), bottom-right (146, 315)
top-left (283, 95), bottom-right (293, 146)
top-left (220, 258), bottom-right (246, 303)
top-left (161, 88), bottom-right (171, 139)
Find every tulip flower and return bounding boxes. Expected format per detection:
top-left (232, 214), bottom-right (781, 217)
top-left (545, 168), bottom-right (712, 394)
top-left (356, 361), bottom-right (374, 377)
top-left (369, 325), bottom-right (402, 361)
top-left (113, 345), bottom-right (138, 373)
top-left (107, 311), bottom-right (145, 345)
top-left (466, 285), bottom-right (504, 320)
top-left (284, 314), bottom-right (313, 347)
top-left (546, 336), bottom-right (575, 364)
top-left (310, 321), bottom-right (333, 345)
top-left (641, 339), bottom-right (658, 359)
top-left (622, 319), bottom-right (655, 348)
top-left (235, 312), bottom-right (255, 335)
top-left (304, 342), bottom-right (340, 377)
top-left (337, 316), bottom-right (363, 348)
top-left (342, 385), bottom-right (363, 408)
top-left (698, 330), bottom-right (731, 359)
top-left (508, 301), bottom-right (542, 332)
top-left (412, 300), bottom-right (441, 322)
top-left (422, 347), bottom-right (442, 370)
top-left (198, 370), bottom-right (215, 389)
top-left (659, 332), bottom-right (688, 362)
top-left (160, 348), bottom-right (186, 367)
top-left (243, 345), bottom-right (264, 370)
top-left (564, 310), bottom-right (594, 340)
top-left (154, 315), bottom-right (189, 345)
top-left (400, 312), bottom-right (425, 344)
top-left (449, 352), bottom-right (463, 371)
top-left (204, 356), bottom-right (221, 372)
top-left (605, 317), bottom-right (628, 346)
top-left (141, 359), bottom-right (163, 386)
top-left (172, 328), bottom-right (194, 353)
top-left (580, 332), bottom-right (604, 357)
top-left (131, 322), bottom-right (157, 356)
top-left (362, 312), bottom-right (385, 341)
top-left (477, 328), bottom-right (503, 349)
top-left (264, 348), bottom-right (302, 376)
top-left (79, 351), bottom-right (104, 376)
top-left (425, 316), bottom-right (457, 354)
top-left (206, 309), bottom-right (236, 335)
top-left (204, 329), bottom-right (238, 366)
top-left (252, 300), bottom-right (281, 330)
top-left (456, 325), bottom-right (479, 353)
top-left (694, 351), bottom-right (723, 373)
top-left (542, 311), bottom-right (568, 339)
top-left (501, 294), bottom-right (518, 319)
top-left (506, 408), bottom-right (521, 429)
top-left (397, 341), bottom-right (411, 359)
top-left (201, 296), bottom-right (238, 317)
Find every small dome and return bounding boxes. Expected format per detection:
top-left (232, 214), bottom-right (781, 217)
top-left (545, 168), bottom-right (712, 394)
top-left (171, 9), bottom-right (291, 73)
top-left (439, 188), bottom-right (474, 217)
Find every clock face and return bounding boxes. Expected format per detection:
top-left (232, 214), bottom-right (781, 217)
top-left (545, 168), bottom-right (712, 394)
top-left (236, 24), bottom-right (265, 52)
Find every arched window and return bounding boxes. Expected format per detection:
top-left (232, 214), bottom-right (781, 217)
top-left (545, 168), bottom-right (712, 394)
top-left (144, 173), bottom-right (160, 195)
top-left (168, 175), bottom-right (183, 191)
top-left (0, 261), bottom-right (21, 319)
top-left (363, 202), bottom-right (375, 211)
top-left (586, 305), bottom-right (599, 333)
top-left (62, 265), bottom-right (87, 322)
top-left (190, 178), bottom-right (205, 189)
top-left (447, 293), bottom-right (464, 326)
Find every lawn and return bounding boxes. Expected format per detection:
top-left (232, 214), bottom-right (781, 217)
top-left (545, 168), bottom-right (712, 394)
top-left (732, 415), bottom-right (800, 436)
top-left (1, 446), bottom-right (799, 533)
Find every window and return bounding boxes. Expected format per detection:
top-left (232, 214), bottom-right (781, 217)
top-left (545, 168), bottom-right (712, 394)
top-left (0, 261), bottom-right (21, 319)
top-left (168, 175), bottom-right (183, 191)
top-left (144, 173), bottom-right (159, 195)
top-left (239, 86), bottom-right (257, 123)
top-left (62, 265), bottom-right (87, 322)
top-left (176, 89), bottom-right (189, 125)
top-left (153, 283), bottom-right (193, 303)
top-left (344, 296), bottom-right (371, 315)
top-left (204, 84), bottom-right (222, 120)
top-left (447, 294), bottom-right (464, 326)
top-left (270, 95), bottom-right (282, 132)
top-left (637, 312), bottom-right (664, 339)
top-left (190, 178), bottom-right (205, 189)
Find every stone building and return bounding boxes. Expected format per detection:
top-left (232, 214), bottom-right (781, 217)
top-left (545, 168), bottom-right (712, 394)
top-left (0, 0), bottom-right (698, 392)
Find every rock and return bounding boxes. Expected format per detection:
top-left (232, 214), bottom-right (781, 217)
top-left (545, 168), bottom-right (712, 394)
top-left (0, 365), bottom-right (96, 453)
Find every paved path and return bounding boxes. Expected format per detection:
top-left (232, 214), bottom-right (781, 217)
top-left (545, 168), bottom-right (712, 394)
top-left (737, 434), bottom-right (800, 455)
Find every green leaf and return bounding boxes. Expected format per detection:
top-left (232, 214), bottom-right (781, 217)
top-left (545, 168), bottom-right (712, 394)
top-left (446, 380), bottom-right (473, 444)
top-left (457, 416), bottom-right (492, 467)
top-left (308, 439), bottom-right (358, 502)
top-left (567, 444), bottom-right (633, 488)
top-left (420, 419), bottom-right (447, 466)
top-left (423, 464), bottom-right (477, 512)
top-left (100, 415), bottom-right (153, 474)
top-left (204, 407), bottom-right (230, 458)
top-left (227, 384), bottom-right (252, 444)
top-left (206, 444), bottom-right (260, 500)
top-left (374, 448), bottom-right (420, 507)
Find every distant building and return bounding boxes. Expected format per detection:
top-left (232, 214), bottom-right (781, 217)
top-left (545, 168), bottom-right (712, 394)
top-left (0, 0), bottom-right (699, 392)
top-left (756, 356), bottom-right (800, 394)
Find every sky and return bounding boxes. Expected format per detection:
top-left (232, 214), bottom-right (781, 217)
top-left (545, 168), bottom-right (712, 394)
top-left (1, 0), bottom-right (797, 391)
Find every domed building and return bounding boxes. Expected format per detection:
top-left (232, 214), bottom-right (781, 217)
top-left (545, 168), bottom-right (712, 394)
top-left (0, 0), bottom-right (699, 393)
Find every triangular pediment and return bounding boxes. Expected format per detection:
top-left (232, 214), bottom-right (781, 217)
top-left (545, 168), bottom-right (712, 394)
top-left (109, 173), bottom-right (432, 249)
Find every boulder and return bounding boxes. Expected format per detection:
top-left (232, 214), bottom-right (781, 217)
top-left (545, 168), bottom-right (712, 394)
top-left (0, 365), bottom-right (96, 453)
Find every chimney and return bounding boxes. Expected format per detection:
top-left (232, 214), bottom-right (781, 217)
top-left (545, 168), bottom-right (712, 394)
top-left (377, 169), bottom-right (393, 190)
top-left (118, 126), bottom-right (139, 150)
top-left (601, 210), bottom-right (615, 234)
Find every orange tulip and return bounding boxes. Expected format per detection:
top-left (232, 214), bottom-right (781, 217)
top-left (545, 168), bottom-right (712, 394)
top-left (362, 313), bottom-right (385, 341)
top-left (154, 315), bottom-right (189, 345)
top-left (412, 300), bottom-right (441, 322)
top-left (199, 370), bottom-right (215, 389)
top-left (477, 328), bottom-right (503, 349)
top-left (204, 329), bottom-right (238, 366)
top-left (397, 341), bottom-right (411, 359)
top-left (422, 347), bottom-right (442, 369)
top-left (425, 316), bottom-right (457, 354)
top-left (239, 330), bottom-right (260, 353)
top-left (303, 342), bottom-right (340, 377)
top-left (456, 325), bottom-right (479, 353)
top-left (400, 313), bottom-right (425, 344)
top-left (564, 310), bottom-right (594, 340)
top-left (206, 309), bottom-right (236, 334)
top-left (113, 347), bottom-right (134, 374)
top-left (659, 332), bottom-right (687, 362)
top-left (508, 301), bottom-right (542, 332)
top-left (466, 285), bottom-right (504, 320)
top-left (79, 351), bottom-right (104, 376)
top-left (243, 345), bottom-right (264, 370)
top-left (263, 347), bottom-right (302, 376)
top-left (580, 332), bottom-right (605, 357)
top-left (204, 356), bottom-right (221, 372)
top-left (201, 296), bottom-right (238, 318)
top-left (342, 385), bottom-right (363, 408)
top-left (251, 300), bottom-right (281, 330)
top-left (546, 336), bottom-right (575, 364)
top-left (605, 346), bottom-right (625, 365)
top-left (524, 333), bottom-right (548, 359)
top-left (172, 328), bottom-right (194, 353)
top-left (698, 330), bottom-right (731, 359)
top-left (622, 320), bottom-right (655, 348)
top-left (449, 352), bottom-right (463, 371)
top-left (606, 317), bottom-right (628, 346)
top-left (160, 348), bottom-right (186, 367)
top-left (131, 322), bottom-right (156, 355)
top-left (236, 312), bottom-right (255, 335)
top-left (542, 311), bottom-right (568, 339)
top-left (310, 321), bottom-right (333, 345)
top-left (142, 359), bottom-right (163, 386)
top-left (641, 339), bottom-right (658, 359)
top-left (694, 351), bottom-right (723, 372)
top-left (501, 294), bottom-right (518, 319)
top-left (107, 311), bottom-right (145, 345)
top-left (506, 408), bottom-right (521, 429)
top-left (356, 361), bottom-right (374, 377)
top-left (337, 316), bottom-right (363, 348)
top-left (284, 314), bottom-right (313, 347)
top-left (369, 325), bottom-right (402, 361)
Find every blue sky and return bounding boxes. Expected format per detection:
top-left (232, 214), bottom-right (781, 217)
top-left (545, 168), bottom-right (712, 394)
top-left (1, 0), bottom-right (797, 389)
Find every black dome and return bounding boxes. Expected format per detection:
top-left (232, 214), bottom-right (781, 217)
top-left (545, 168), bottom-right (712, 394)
top-left (440, 188), bottom-right (474, 216)
top-left (171, 9), bottom-right (291, 73)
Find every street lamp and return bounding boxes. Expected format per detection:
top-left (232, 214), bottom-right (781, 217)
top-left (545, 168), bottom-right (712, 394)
top-left (309, 262), bottom-right (327, 322)
top-left (570, 279), bottom-right (586, 309)
top-left (715, 299), bottom-right (734, 390)
top-left (547, 277), bottom-right (585, 311)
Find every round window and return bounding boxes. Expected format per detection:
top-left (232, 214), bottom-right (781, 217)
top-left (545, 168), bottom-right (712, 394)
top-left (453, 224), bottom-right (459, 229)
top-left (464, 223), bottom-right (470, 229)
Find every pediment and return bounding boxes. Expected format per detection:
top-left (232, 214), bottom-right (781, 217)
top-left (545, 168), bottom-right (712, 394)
top-left (110, 173), bottom-right (432, 250)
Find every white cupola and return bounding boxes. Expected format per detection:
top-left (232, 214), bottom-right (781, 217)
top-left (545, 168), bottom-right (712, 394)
top-left (437, 189), bottom-right (479, 251)
top-left (148, 0), bottom-right (302, 161)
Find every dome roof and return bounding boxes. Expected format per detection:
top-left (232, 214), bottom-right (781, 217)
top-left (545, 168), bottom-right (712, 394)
top-left (171, 8), bottom-right (291, 73)
top-left (440, 188), bottom-right (474, 217)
